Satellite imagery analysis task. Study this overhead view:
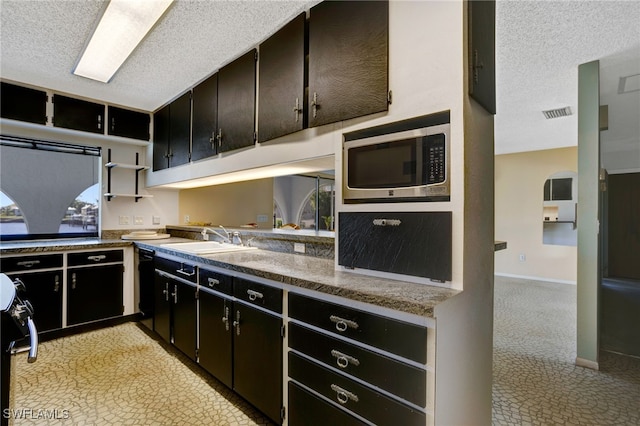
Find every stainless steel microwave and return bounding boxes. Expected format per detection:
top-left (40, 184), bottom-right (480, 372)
top-left (343, 123), bottom-right (450, 203)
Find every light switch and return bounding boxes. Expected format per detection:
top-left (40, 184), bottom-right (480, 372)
top-left (119, 215), bottom-right (130, 225)
top-left (152, 216), bottom-right (161, 225)
top-left (134, 216), bottom-right (143, 225)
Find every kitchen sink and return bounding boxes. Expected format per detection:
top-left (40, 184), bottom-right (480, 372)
top-left (161, 241), bottom-right (257, 255)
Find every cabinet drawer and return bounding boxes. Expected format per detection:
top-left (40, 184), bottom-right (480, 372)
top-left (339, 211), bottom-right (452, 282)
top-left (288, 381), bottom-right (366, 426)
top-left (199, 268), bottom-right (232, 295)
top-left (289, 323), bottom-right (426, 407)
top-left (68, 250), bottom-right (123, 267)
top-left (288, 293), bottom-right (427, 364)
top-left (233, 278), bottom-right (282, 314)
top-left (1, 254), bottom-right (63, 272)
top-left (154, 256), bottom-right (197, 283)
top-left (289, 352), bottom-right (426, 426)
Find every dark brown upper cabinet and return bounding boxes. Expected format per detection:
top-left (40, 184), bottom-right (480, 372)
top-left (152, 91), bottom-right (191, 171)
top-left (169, 91), bottom-right (192, 167)
top-left (53, 94), bottom-right (105, 134)
top-left (191, 73), bottom-right (219, 161)
top-left (308, 0), bottom-right (389, 128)
top-left (217, 49), bottom-right (257, 153)
top-left (107, 106), bottom-right (150, 141)
top-left (258, 13), bottom-right (306, 143)
top-left (468, 0), bottom-right (496, 115)
top-left (153, 104), bottom-right (170, 171)
top-left (1, 82), bottom-right (47, 125)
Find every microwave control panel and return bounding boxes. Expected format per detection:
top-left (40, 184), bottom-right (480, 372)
top-left (425, 133), bottom-right (446, 185)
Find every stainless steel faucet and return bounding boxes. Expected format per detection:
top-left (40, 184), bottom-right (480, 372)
top-left (201, 227), bottom-right (231, 243)
top-left (220, 225), bottom-right (243, 245)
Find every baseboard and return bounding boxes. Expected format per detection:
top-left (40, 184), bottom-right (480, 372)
top-left (575, 357), bottom-right (599, 370)
top-left (495, 272), bottom-right (576, 285)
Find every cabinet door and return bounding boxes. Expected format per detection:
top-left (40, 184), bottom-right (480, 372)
top-left (192, 73), bottom-right (219, 161)
top-left (0, 82), bottom-right (47, 125)
top-left (153, 104), bottom-right (170, 171)
top-left (233, 303), bottom-right (282, 423)
top-left (198, 290), bottom-right (233, 388)
top-left (468, 0), bottom-right (496, 114)
top-left (258, 13), bottom-right (305, 143)
top-left (154, 271), bottom-right (172, 343)
top-left (217, 50), bottom-right (257, 153)
top-left (308, 1), bottom-right (388, 128)
top-left (67, 264), bottom-right (123, 326)
top-left (7, 271), bottom-right (62, 333)
top-left (172, 280), bottom-right (197, 360)
top-left (53, 94), bottom-right (105, 134)
top-left (108, 106), bottom-right (151, 140)
top-left (169, 91), bottom-right (192, 167)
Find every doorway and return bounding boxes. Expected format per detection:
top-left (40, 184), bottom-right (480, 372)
top-left (601, 172), bottom-right (640, 357)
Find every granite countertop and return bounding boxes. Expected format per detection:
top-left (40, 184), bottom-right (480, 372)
top-left (139, 239), bottom-right (460, 319)
top-left (1, 236), bottom-right (461, 320)
top-left (0, 238), bottom-right (133, 254)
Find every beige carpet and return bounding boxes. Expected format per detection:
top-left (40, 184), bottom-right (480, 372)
top-left (9, 322), bottom-right (273, 425)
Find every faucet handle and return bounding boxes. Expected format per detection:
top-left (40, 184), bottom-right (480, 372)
top-left (232, 231), bottom-right (242, 245)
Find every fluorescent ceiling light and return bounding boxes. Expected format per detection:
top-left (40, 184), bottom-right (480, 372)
top-left (74, 0), bottom-right (173, 83)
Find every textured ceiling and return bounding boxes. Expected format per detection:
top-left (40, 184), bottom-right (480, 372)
top-left (1, 0), bottom-right (639, 155)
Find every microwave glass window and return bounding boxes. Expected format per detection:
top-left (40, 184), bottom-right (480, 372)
top-left (348, 138), bottom-right (419, 188)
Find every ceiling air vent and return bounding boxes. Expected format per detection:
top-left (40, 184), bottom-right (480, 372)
top-left (542, 106), bottom-right (572, 119)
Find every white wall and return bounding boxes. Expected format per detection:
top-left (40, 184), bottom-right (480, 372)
top-left (495, 147), bottom-right (578, 283)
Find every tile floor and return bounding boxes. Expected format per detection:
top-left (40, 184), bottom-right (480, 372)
top-left (8, 276), bottom-right (640, 425)
top-left (9, 323), bottom-right (273, 425)
top-left (493, 276), bottom-right (640, 426)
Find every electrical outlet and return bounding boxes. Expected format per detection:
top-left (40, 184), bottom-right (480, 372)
top-left (134, 216), bottom-right (144, 225)
top-left (519, 254), bottom-right (526, 262)
top-left (294, 243), bottom-right (306, 254)
top-left (184, 215), bottom-right (190, 224)
top-left (119, 215), bottom-right (130, 225)
top-left (152, 216), bottom-right (161, 225)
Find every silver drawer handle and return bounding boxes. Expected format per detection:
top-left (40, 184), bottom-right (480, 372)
top-left (87, 255), bottom-right (106, 262)
top-left (208, 277), bottom-right (220, 287)
top-left (331, 350), bottom-right (360, 368)
top-left (330, 384), bottom-right (358, 404)
top-left (329, 315), bottom-right (359, 332)
top-left (247, 289), bottom-right (263, 301)
top-left (175, 268), bottom-right (196, 277)
top-left (372, 218), bottom-right (402, 227)
top-left (17, 260), bottom-right (40, 268)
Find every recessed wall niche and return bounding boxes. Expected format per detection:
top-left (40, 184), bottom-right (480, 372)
top-left (543, 171), bottom-right (578, 246)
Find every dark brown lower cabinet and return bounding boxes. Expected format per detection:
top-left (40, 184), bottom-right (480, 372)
top-left (233, 301), bottom-right (283, 424)
top-left (67, 264), bottom-right (123, 326)
top-left (153, 271), bottom-right (172, 344)
top-left (153, 270), bottom-right (197, 360)
top-left (198, 288), bottom-right (233, 388)
top-left (288, 381), bottom-right (366, 426)
top-left (172, 280), bottom-right (197, 360)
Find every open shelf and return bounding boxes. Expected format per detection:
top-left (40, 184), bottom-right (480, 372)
top-left (104, 149), bottom-right (152, 202)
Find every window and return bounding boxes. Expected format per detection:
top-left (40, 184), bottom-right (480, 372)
top-left (0, 136), bottom-right (101, 241)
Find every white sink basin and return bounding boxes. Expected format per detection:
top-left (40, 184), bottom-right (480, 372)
top-left (162, 241), bottom-right (257, 255)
